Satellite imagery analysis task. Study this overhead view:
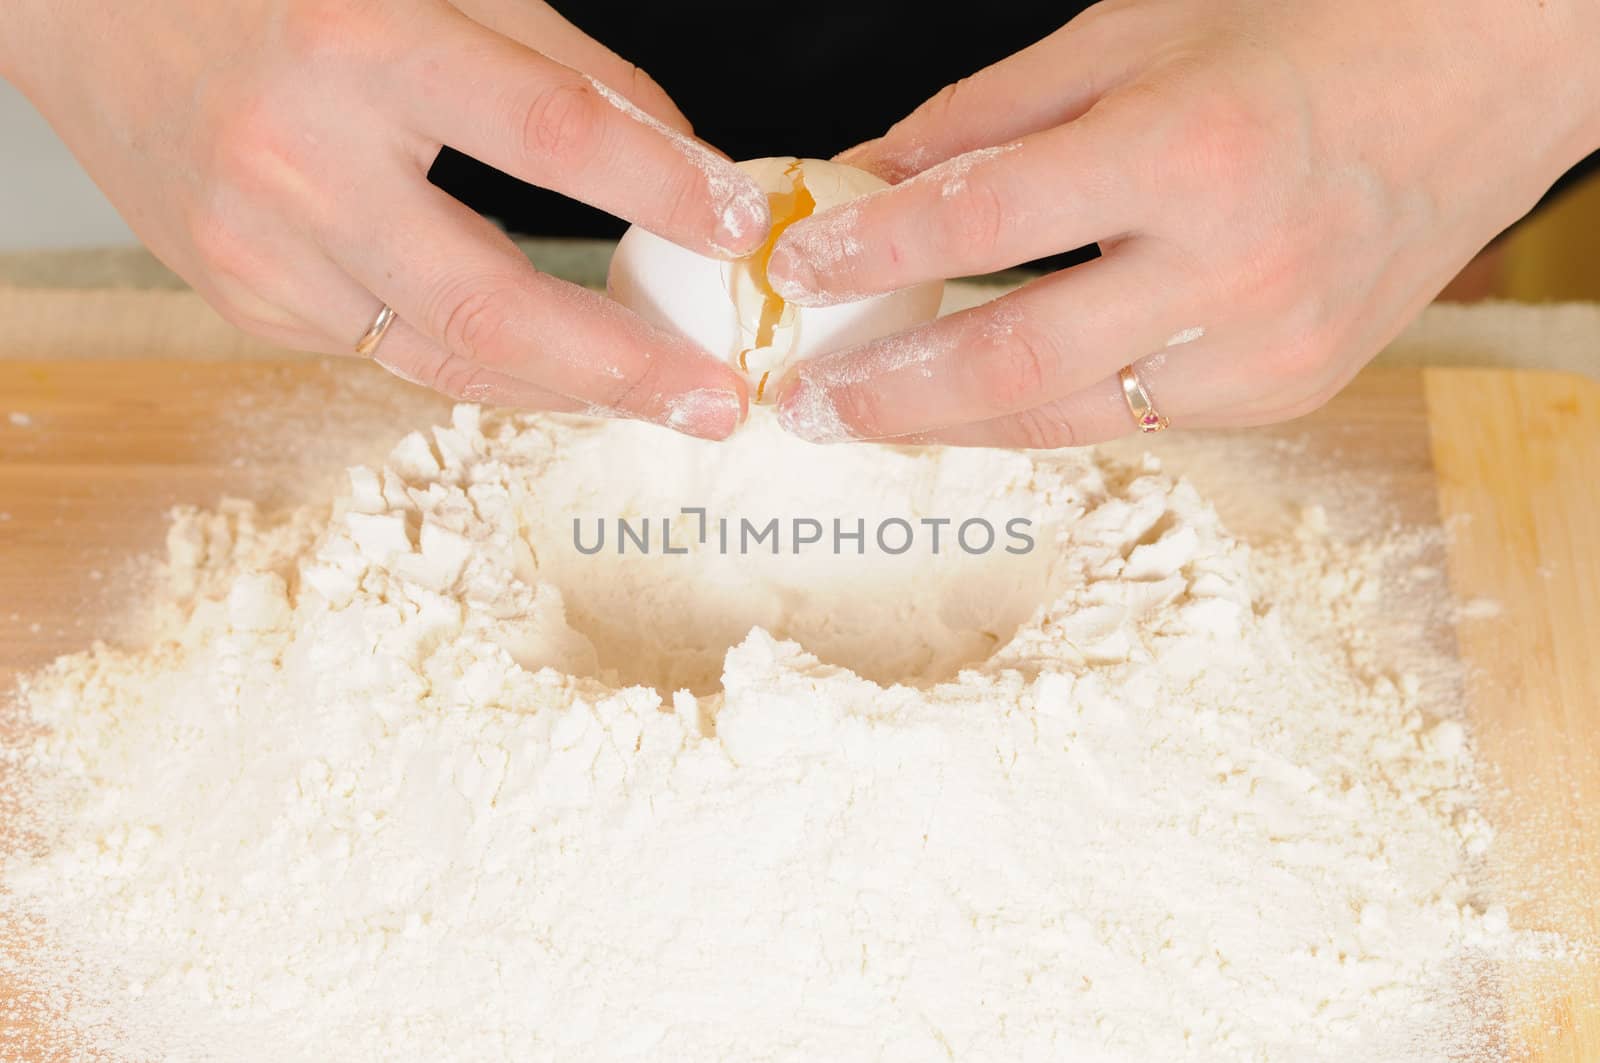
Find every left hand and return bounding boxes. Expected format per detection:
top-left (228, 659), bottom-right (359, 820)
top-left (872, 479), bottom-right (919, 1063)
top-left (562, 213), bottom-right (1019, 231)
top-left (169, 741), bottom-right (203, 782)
top-left (0, 0), bottom-right (768, 440)
top-left (764, 0), bottom-right (1600, 446)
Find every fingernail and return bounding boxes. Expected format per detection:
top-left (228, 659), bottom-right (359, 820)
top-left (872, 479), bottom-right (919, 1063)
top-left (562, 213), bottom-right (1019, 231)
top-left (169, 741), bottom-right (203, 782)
top-left (711, 175), bottom-right (771, 257)
top-left (775, 376), bottom-right (854, 444)
top-left (664, 387), bottom-right (744, 441)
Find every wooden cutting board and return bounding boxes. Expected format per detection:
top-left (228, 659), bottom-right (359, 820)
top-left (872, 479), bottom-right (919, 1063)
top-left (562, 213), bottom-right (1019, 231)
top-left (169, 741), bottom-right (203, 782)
top-left (1, 348), bottom-right (1597, 1058)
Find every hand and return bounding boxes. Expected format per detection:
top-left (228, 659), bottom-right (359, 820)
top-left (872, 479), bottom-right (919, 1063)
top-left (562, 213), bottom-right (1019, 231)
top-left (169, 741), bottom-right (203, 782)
top-left (765, 0), bottom-right (1600, 446)
top-left (1, 0), bottom-right (771, 439)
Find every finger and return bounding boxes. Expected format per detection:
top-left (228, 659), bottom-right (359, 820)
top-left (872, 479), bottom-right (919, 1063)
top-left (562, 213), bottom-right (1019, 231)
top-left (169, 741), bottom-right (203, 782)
top-left (885, 347), bottom-right (1235, 448)
top-left (444, 0), bottom-right (694, 134)
top-left (257, 261), bottom-right (591, 413)
top-left (773, 244), bottom-right (1199, 443)
top-left (367, 318), bottom-right (588, 413)
top-left (398, 8), bottom-right (768, 257)
top-left (178, 147), bottom-right (676, 421)
top-left (888, 326), bottom-right (1372, 448)
top-left (769, 107), bottom-right (1143, 308)
top-left (836, 8), bottom-right (1144, 182)
top-left (191, 223), bottom-right (590, 410)
top-left (326, 174), bottom-right (748, 440)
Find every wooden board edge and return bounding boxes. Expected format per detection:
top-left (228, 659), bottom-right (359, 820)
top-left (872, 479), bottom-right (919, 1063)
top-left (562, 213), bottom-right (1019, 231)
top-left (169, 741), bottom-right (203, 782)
top-left (1425, 366), bottom-right (1600, 1061)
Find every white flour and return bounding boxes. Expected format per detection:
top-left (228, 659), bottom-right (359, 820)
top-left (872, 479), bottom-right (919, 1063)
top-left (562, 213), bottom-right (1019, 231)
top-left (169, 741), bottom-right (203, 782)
top-left (0, 408), bottom-right (1550, 1061)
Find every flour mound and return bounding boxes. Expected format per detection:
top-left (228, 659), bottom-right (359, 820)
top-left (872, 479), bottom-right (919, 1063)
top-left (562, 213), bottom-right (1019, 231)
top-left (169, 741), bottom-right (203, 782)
top-left (0, 408), bottom-right (1543, 1061)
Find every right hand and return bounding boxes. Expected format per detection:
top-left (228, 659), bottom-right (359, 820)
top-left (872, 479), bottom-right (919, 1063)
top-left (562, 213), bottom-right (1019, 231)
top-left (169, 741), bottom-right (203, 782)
top-left (1, 0), bottom-right (770, 439)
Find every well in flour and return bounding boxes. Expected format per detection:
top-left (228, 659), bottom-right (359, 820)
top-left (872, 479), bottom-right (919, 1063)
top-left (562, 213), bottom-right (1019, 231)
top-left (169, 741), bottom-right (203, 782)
top-left (0, 404), bottom-right (1570, 1063)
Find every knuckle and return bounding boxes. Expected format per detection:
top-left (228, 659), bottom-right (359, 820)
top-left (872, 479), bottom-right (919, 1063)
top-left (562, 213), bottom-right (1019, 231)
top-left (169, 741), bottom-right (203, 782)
top-left (519, 81), bottom-right (605, 168)
top-left (599, 351), bottom-right (667, 415)
top-left (1175, 90), bottom-right (1276, 190)
top-left (279, 0), bottom-right (373, 66)
top-left (940, 177), bottom-right (1007, 262)
top-left (926, 77), bottom-right (974, 128)
top-left (627, 66), bottom-right (681, 126)
top-left (1272, 380), bottom-right (1342, 423)
top-left (659, 167), bottom-right (714, 242)
top-left (421, 352), bottom-right (494, 401)
top-left (186, 210), bottom-right (259, 285)
top-left (1063, 1), bottom-right (1120, 41)
top-left (210, 297), bottom-right (264, 334)
top-left (1258, 328), bottom-right (1333, 385)
top-left (624, 63), bottom-right (656, 97)
top-left (870, 79), bottom-right (973, 182)
top-left (822, 374), bottom-right (892, 440)
top-left (435, 284), bottom-right (522, 365)
top-left (1217, 232), bottom-right (1310, 314)
top-left (208, 106), bottom-right (281, 180)
top-left (1009, 406), bottom-right (1078, 449)
top-left (202, 99), bottom-right (318, 206)
top-left (978, 324), bottom-right (1056, 413)
top-left (207, 292), bottom-right (290, 340)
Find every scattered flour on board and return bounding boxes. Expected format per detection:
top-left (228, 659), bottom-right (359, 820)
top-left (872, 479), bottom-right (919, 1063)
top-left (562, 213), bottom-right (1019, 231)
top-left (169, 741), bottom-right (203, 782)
top-left (0, 407), bottom-right (1574, 1062)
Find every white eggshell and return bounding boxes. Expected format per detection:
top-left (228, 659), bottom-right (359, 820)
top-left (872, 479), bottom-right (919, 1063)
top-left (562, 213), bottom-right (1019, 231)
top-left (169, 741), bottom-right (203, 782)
top-left (607, 157), bottom-right (944, 401)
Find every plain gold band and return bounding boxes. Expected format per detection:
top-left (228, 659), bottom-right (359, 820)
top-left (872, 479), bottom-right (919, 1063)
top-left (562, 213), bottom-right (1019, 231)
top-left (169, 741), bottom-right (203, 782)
top-left (1118, 363), bottom-right (1169, 434)
top-left (354, 304), bottom-right (398, 359)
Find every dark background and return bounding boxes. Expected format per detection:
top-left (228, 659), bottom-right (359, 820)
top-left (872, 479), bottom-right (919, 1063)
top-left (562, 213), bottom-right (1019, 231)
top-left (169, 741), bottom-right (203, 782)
top-left (428, 1), bottom-right (1598, 262)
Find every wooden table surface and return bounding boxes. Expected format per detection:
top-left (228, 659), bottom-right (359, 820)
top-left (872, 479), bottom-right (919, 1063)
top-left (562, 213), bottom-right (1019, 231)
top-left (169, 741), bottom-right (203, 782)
top-left (0, 357), bottom-right (1596, 1059)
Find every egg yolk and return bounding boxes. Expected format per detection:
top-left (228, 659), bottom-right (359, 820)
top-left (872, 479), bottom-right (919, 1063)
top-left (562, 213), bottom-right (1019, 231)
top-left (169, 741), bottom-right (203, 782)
top-left (735, 160), bottom-right (816, 402)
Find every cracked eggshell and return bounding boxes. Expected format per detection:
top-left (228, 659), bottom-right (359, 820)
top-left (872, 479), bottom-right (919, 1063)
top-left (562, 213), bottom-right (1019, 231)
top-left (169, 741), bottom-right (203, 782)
top-left (606, 157), bottom-right (944, 402)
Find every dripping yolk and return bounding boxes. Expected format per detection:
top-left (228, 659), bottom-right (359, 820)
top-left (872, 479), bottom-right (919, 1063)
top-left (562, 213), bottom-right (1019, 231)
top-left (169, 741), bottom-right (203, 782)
top-left (736, 160), bottom-right (816, 400)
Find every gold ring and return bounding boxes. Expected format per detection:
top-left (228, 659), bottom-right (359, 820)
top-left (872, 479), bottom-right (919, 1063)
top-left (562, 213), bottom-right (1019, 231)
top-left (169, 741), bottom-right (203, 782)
top-left (1118, 363), bottom-right (1168, 434)
top-left (354, 304), bottom-right (398, 358)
